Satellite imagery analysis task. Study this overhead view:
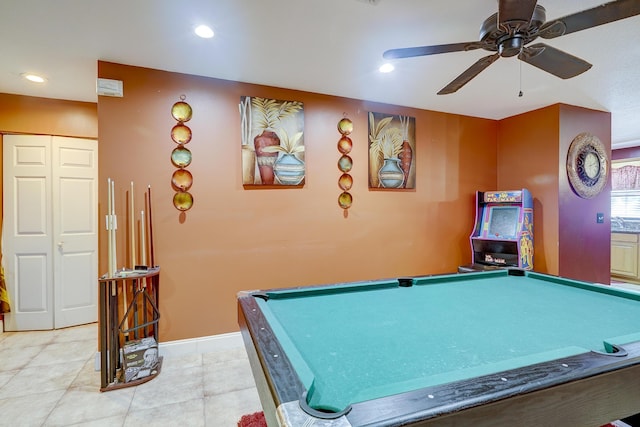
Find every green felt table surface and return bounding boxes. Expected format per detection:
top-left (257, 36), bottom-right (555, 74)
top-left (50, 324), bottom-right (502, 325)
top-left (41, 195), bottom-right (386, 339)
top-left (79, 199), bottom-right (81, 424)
top-left (256, 271), bottom-right (640, 412)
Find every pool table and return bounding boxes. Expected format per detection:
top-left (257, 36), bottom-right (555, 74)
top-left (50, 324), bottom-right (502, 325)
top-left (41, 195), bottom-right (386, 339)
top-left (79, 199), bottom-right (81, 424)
top-left (237, 269), bottom-right (640, 426)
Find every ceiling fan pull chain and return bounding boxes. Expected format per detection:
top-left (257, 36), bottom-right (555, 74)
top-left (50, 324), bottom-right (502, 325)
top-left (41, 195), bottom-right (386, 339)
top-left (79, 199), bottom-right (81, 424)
top-left (518, 60), bottom-right (523, 98)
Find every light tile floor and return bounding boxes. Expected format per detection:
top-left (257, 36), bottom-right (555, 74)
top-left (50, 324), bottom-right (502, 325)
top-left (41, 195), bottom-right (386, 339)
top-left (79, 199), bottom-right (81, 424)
top-left (0, 323), bottom-right (262, 426)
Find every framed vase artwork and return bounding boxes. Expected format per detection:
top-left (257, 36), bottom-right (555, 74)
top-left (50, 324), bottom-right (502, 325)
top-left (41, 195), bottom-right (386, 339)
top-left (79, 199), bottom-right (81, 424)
top-left (368, 112), bottom-right (416, 189)
top-left (240, 96), bottom-right (305, 186)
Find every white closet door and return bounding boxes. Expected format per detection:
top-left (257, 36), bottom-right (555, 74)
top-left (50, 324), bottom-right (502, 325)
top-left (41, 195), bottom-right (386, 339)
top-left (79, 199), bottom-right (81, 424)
top-left (52, 136), bottom-right (98, 329)
top-left (3, 135), bottom-right (98, 330)
top-left (3, 135), bottom-right (54, 330)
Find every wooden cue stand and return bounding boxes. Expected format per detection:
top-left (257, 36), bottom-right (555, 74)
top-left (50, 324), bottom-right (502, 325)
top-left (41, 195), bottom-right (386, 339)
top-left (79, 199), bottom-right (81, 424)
top-left (98, 266), bottom-right (161, 391)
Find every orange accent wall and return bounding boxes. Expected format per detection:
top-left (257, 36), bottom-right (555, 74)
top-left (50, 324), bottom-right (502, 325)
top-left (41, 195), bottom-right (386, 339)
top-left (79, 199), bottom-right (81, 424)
top-left (497, 105), bottom-right (561, 275)
top-left (0, 93), bottom-right (97, 138)
top-left (97, 61), bottom-right (497, 341)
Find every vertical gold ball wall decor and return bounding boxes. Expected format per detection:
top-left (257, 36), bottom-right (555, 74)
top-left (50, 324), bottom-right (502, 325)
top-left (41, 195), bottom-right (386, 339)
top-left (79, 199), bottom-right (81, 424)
top-left (337, 115), bottom-right (353, 216)
top-left (170, 95), bottom-right (194, 211)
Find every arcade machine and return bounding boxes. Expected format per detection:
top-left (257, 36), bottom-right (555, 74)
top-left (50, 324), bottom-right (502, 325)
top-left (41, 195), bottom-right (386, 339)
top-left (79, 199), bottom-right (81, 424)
top-left (459, 189), bottom-right (533, 273)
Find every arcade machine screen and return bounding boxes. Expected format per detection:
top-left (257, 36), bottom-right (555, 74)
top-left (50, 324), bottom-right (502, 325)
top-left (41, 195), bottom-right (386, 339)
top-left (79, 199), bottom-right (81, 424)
top-left (487, 206), bottom-right (519, 239)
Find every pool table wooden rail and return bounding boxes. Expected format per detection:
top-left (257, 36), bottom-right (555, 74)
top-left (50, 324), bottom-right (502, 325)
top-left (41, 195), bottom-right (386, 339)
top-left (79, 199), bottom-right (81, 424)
top-left (345, 341), bottom-right (640, 426)
top-left (239, 292), bottom-right (305, 426)
top-left (238, 284), bottom-right (640, 426)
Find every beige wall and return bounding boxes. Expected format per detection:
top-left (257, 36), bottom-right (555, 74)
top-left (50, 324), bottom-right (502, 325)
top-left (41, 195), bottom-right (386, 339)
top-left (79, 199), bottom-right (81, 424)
top-left (97, 61), bottom-right (498, 341)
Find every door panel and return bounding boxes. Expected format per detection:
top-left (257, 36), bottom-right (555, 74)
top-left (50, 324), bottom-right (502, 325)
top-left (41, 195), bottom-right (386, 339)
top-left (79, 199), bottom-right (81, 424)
top-left (16, 178), bottom-right (48, 234)
top-left (58, 251), bottom-right (94, 308)
top-left (3, 135), bottom-right (53, 330)
top-left (52, 136), bottom-right (98, 328)
top-left (15, 254), bottom-right (48, 312)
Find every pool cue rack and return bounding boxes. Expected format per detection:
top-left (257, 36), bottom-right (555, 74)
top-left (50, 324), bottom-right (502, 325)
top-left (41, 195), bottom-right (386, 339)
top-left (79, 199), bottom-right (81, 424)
top-left (460, 189), bottom-right (533, 272)
top-left (98, 267), bottom-right (161, 391)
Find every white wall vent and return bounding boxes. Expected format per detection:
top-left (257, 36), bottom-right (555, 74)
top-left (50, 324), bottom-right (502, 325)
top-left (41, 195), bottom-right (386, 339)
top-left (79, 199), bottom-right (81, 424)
top-left (96, 78), bottom-right (124, 97)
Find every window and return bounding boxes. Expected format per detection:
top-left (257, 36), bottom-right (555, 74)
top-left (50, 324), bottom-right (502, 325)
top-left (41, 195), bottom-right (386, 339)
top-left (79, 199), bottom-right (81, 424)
top-left (612, 190), bottom-right (640, 219)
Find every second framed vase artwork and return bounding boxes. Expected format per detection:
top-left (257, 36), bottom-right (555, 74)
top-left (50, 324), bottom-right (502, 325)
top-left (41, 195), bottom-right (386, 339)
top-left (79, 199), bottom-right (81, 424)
top-left (368, 112), bottom-right (416, 189)
top-left (240, 96), bottom-right (305, 186)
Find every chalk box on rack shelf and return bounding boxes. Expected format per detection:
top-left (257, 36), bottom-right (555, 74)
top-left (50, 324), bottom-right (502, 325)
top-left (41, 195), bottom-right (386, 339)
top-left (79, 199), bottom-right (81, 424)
top-left (122, 337), bottom-right (158, 382)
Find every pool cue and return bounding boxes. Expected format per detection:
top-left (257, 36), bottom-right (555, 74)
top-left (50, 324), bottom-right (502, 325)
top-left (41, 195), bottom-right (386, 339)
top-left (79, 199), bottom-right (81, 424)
top-left (107, 179), bottom-right (112, 279)
top-left (140, 210), bottom-right (147, 268)
top-left (146, 185), bottom-right (156, 337)
top-left (121, 182), bottom-right (137, 337)
top-left (107, 178), bottom-right (114, 282)
top-left (140, 209), bottom-right (149, 337)
top-left (106, 180), bottom-right (116, 362)
top-left (110, 180), bottom-right (117, 276)
top-left (147, 185), bottom-right (155, 267)
top-left (107, 178), bottom-right (118, 302)
top-left (130, 181), bottom-right (136, 268)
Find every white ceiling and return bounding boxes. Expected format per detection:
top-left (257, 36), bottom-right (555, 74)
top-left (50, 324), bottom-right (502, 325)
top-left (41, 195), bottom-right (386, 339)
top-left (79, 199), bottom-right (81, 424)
top-left (1, 0), bottom-right (639, 148)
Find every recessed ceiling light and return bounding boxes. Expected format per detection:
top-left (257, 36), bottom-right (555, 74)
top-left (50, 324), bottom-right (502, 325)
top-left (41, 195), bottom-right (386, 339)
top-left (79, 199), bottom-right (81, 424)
top-left (379, 63), bottom-right (395, 73)
top-left (22, 73), bottom-right (46, 83)
top-left (194, 25), bottom-right (214, 39)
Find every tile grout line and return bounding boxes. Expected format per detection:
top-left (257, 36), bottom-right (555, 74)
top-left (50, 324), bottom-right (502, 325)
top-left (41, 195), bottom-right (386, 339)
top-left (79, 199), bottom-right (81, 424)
top-left (43, 328), bottom-right (102, 426)
top-left (200, 354), bottom-right (208, 426)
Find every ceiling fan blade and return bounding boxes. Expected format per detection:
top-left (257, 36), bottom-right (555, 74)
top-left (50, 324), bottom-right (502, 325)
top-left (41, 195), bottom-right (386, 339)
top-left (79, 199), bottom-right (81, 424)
top-left (383, 41), bottom-right (486, 59)
top-left (498, 0), bottom-right (538, 32)
top-left (518, 43), bottom-right (592, 79)
top-left (540, 0), bottom-right (640, 39)
top-left (437, 53), bottom-right (500, 95)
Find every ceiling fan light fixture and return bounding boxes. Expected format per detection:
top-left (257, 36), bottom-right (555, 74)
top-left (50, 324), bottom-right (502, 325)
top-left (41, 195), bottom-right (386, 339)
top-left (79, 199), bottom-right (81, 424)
top-left (498, 34), bottom-right (524, 57)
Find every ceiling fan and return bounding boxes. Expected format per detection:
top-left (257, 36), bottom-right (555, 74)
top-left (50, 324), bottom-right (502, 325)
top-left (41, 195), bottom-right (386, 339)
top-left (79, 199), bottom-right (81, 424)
top-left (382, 0), bottom-right (640, 95)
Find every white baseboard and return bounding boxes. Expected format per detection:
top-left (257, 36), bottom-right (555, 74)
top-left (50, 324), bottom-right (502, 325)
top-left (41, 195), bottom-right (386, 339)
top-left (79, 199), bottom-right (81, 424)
top-left (158, 331), bottom-right (244, 357)
top-left (94, 331), bottom-right (244, 371)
